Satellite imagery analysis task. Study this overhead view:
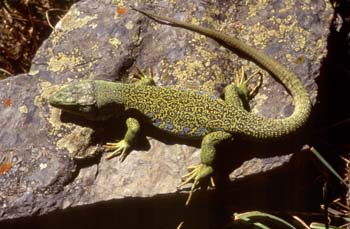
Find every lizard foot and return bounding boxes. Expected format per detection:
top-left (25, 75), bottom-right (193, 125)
top-left (234, 66), bottom-right (263, 101)
top-left (132, 67), bottom-right (156, 86)
top-left (103, 140), bottom-right (130, 161)
top-left (178, 164), bottom-right (214, 205)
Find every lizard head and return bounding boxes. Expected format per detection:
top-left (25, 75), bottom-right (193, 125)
top-left (49, 80), bottom-right (124, 121)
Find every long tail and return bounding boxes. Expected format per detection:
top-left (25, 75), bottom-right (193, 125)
top-left (131, 7), bottom-right (312, 140)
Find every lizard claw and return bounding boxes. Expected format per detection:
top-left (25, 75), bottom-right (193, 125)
top-left (103, 140), bottom-right (130, 161)
top-left (178, 164), bottom-right (214, 205)
top-left (132, 67), bottom-right (156, 86)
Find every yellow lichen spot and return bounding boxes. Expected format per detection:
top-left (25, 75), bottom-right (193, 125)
top-left (161, 43), bottom-right (229, 93)
top-left (19, 105), bottom-right (28, 114)
top-left (278, 5), bottom-right (293, 14)
top-left (249, 23), bottom-right (270, 49)
top-left (116, 0), bottom-right (124, 7)
top-left (57, 6), bottom-right (98, 32)
top-left (193, 33), bottom-right (206, 41)
top-left (278, 20), bottom-right (307, 52)
top-left (109, 37), bottom-right (121, 49)
top-left (91, 44), bottom-right (99, 52)
top-left (88, 23), bottom-right (98, 29)
top-left (125, 20), bottom-right (134, 30)
top-left (40, 163), bottom-right (48, 170)
top-left (314, 39), bottom-right (326, 61)
top-left (48, 51), bottom-right (84, 72)
top-left (291, 33), bottom-right (306, 51)
top-left (40, 81), bottom-right (52, 90)
top-left (29, 69), bottom-right (39, 76)
top-left (275, 17), bottom-right (281, 25)
top-left (190, 17), bottom-right (200, 26)
top-left (286, 15), bottom-right (293, 22)
top-left (246, 0), bottom-right (269, 18)
top-left (285, 53), bottom-right (293, 63)
top-left (204, 8), bottom-right (220, 24)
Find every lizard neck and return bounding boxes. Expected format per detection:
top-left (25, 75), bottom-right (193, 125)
top-left (94, 80), bottom-right (130, 107)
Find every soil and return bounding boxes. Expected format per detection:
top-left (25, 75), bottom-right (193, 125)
top-left (0, 0), bottom-right (77, 79)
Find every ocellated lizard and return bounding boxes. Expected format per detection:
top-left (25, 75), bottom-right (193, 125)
top-left (49, 7), bottom-right (312, 205)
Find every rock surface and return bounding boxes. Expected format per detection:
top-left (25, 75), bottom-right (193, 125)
top-left (0, 0), bottom-right (332, 223)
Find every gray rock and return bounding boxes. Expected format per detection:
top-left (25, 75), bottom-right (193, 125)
top-left (0, 0), bottom-right (332, 222)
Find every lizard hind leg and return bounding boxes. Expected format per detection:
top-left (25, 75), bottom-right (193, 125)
top-left (178, 164), bottom-right (213, 205)
top-left (178, 131), bottom-right (232, 205)
top-left (223, 66), bottom-right (263, 110)
top-left (234, 66), bottom-right (263, 103)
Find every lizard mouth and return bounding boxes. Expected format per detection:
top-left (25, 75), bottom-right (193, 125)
top-left (49, 90), bottom-right (78, 108)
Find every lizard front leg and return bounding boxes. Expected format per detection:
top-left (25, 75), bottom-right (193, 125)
top-left (224, 67), bottom-right (263, 110)
top-left (133, 67), bottom-right (156, 86)
top-left (178, 131), bottom-right (232, 205)
top-left (104, 117), bottom-right (140, 161)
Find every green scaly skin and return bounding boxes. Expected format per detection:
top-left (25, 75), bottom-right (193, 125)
top-left (49, 8), bottom-right (311, 205)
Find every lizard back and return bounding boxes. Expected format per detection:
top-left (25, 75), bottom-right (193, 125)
top-left (122, 84), bottom-right (242, 138)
